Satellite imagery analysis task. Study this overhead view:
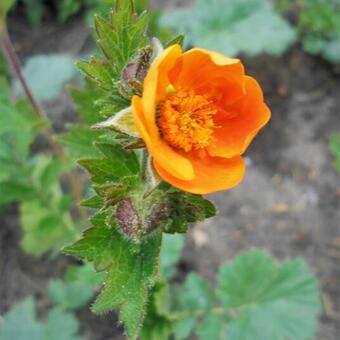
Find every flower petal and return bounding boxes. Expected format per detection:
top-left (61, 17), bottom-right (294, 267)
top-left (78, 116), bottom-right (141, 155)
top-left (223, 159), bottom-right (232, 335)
top-left (141, 44), bottom-right (182, 138)
top-left (169, 48), bottom-right (245, 106)
top-left (207, 76), bottom-right (271, 158)
top-left (132, 96), bottom-right (194, 181)
top-left (154, 152), bottom-right (245, 195)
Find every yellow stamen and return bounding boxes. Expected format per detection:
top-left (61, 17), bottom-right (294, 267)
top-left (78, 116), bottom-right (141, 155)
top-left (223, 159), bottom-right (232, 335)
top-left (158, 90), bottom-right (217, 152)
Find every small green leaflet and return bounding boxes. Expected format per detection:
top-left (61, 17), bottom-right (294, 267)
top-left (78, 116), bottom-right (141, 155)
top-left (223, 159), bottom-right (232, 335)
top-left (63, 213), bottom-right (162, 339)
top-left (161, 0), bottom-right (296, 57)
top-left (0, 297), bottom-right (83, 340)
top-left (12, 54), bottom-right (76, 101)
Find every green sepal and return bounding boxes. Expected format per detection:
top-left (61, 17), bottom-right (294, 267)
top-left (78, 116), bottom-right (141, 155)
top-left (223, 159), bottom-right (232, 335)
top-left (164, 34), bottom-right (185, 48)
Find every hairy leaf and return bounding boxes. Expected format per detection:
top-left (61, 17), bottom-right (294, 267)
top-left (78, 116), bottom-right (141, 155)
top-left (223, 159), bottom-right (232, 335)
top-left (63, 213), bottom-right (162, 339)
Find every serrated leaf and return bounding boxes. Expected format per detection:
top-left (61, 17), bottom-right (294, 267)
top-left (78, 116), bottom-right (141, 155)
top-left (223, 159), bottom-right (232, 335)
top-left (58, 125), bottom-right (104, 161)
top-left (165, 192), bottom-right (217, 233)
top-left (161, 0), bottom-right (296, 57)
top-left (160, 233), bottom-right (185, 279)
top-left (77, 58), bottom-right (115, 91)
top-left (68, 84), bottom-right (104, 124)
top-left (80, 195), bottom-right (104, 208)
top-left (63, 213), bottom-right (162, 339)
top-left (330, 134), bottom-right (340, 173)
top-left (12, 54), bottom-right (76, 101)
top-left (218, 249), bottom-right (321, 340)
top-left (78, 143), bottom-right (139, 184)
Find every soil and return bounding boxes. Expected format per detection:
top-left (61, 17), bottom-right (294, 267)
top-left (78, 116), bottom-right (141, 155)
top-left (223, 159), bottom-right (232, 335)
top-left (1, 1), bottom-right (339, 339)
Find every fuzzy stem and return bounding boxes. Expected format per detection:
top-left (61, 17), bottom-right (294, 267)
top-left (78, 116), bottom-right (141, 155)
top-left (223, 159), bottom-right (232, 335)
top-left (0, 22), bottom-right (87, 225)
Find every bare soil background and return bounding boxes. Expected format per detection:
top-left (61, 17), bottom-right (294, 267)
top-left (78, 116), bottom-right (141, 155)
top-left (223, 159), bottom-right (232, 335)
top-left (1, 1), bottom-right (339, 339)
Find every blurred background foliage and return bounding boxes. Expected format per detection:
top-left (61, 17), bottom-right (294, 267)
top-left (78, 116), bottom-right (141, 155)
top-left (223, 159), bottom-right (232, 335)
top-left (0, 0), bottom-right (339, 339)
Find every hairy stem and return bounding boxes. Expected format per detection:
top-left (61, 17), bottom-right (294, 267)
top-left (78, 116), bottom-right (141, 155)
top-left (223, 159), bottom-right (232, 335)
top-left (0, 22), bottom-right (87, 224)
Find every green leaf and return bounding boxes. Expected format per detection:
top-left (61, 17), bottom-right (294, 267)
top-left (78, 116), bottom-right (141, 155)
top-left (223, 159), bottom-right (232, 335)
top-left (0, 298), bottom-right (82, 340)
top-left (58, 125), bottom-right (104, 162)
top-left (19, 199), bottom-right (75, 256)
top-left (196, 314), bottom-right (223, 340)
top-left (22, 0), bottom-right (44, 28)
top-left (48, 263), bottom-right (105, 310)
top-left (58, 0), bottom-right (82, 22)
top-left (13, 54), bottom-right (76, 101)
top-left (330, 134), bottom-right (340, 173)
top-left (166, 192), bottom-right (217, 233)
top-left (68, 84), bottom-right (103, 124)
top-left (299, 0), bottom-right (340, 63)
top-left (77, 0), bottom-right (150, 117)
top-left (160, 233), bottom-right (185, 279)
top-left (218, 249), bottom-right (321, 340)
top-left (140, 281), bottom-right (173, 340)
top-left (43, 307), bottom-right (82, 340)
top-left (323, 38), bottom-right (340, 63)
top-left (173, 272), bottom-right (214, 339)
top-left (161, 0), bottom-right (296, 57)
top-left (0, 297), bottom-right (44, 340)
top-left (63, 213), bottom-right (162, 339)
top-left (0, 0), bottom-right (14, 30)
top-left (78, 143), bottom-right (140, 184)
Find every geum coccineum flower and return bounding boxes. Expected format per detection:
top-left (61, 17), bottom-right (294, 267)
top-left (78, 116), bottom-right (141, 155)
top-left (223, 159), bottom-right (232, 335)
top-left (95, 44), bottom-right (271, 195)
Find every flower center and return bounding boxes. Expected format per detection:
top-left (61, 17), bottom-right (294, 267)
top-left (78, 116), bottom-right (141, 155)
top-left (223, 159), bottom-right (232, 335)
top-left (158, 90), bottom-right (217, 152)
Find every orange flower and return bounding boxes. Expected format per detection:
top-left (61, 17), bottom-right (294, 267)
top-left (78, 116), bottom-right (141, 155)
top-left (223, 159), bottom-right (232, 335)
top-left (132, 45), bottom-right (271, 194)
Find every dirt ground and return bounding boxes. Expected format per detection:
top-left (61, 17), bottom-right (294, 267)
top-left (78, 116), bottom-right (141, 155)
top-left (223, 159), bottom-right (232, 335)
top-left (1, 1), bottom-right (340, 339)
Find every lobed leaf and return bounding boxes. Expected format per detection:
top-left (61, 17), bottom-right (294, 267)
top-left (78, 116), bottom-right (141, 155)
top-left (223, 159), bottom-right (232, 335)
top-left (218, 249), bottom-right (321, 340)
top-left (0, 298), bottom-right (83, 340)
top-left (161, 0), bottom-right (296, 57)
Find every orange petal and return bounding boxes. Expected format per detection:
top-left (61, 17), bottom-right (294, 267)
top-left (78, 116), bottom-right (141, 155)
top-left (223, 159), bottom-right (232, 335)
top-left (169, 48), bottom-right (245, 106)
top-left (141, 44), bottom-right (182, 138)
top-left (154, 152), bottom-right (245, 195)
top-left (207, 76), bottom-right (271, 158)
top-left (132, 96), bottom-right (194, 181)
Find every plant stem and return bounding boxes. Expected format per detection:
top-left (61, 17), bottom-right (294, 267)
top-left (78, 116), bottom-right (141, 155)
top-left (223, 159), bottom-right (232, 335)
top-left (0, 22), bottom-right (87, 224)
